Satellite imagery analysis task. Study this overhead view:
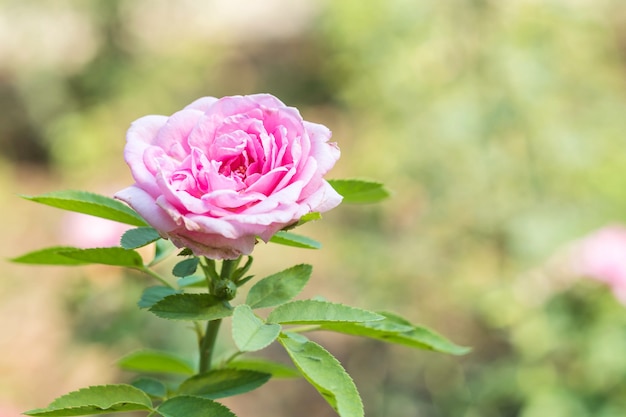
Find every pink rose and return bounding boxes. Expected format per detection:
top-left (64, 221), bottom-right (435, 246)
top-left (115, 94), bottom-right (342, 259)
top-left (572, 225), bottom-right (626, 303)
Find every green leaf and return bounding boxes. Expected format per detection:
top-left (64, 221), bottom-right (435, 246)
top-left (24, 384), bottom-right (153, 416)
top-left (172, 258), bottom-right (199, 277)
top-left (319, 312), bottom-right (470, 355)
top-left (131, 377), bottom-right (167, 399)
top-left (281, 212), bottom-right (322, 231)
top-left (267, 300), bottom-right (384, 325)
top-left (157, 395), bottom-right (236, 417)
top-left (246, 264), bottom-right (312, 309)
top-left (177, 369), bottom-right (270, 400)
top-left (22, 190), bottom-right (148, 226)
top-left (56, 247), bottom-right (144, 268)
top-left (177, 275), bottom-right (206, 288)
top-left (279, 333), bottom-right (363, 417)
top-left (269, 231), bottom-right (322, 249)
top-left (118, 349), bottom-right (195, 375)
top-left (149, 294), bottom-right (233, 321)
top-left (138, 286), bottom-right (180, 309)
top-left (121, 227), bottom-right (161, 249)
top-left (232, 305), bottom-right (281, 352)
top-left (327, 179), bottom-right (390, 204)
top-left (227, 358), bottom-right (300, 378)
top-left (10, 246), bottom-right (88, 266)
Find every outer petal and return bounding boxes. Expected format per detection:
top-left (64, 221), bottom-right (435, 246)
top-left (114, 185), bottom-right (178, 232)
top-left (209, 94), bottom-right (286, 118)
top-left (184, 96), bottom-right (219, 113)
top-left (301, 180), bottom-right (343, 213)
top-left (304, 121), bottom-right (340, 175)
top-left (154, 109), bottom-right (205, 158)
top-left (166, 230), bottom-right (256, 260)
top-left (125, 115), bottom-right (169, 196)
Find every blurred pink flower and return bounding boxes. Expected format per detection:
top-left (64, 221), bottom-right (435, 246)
top-left (62, 212), bottom-right (131, 248)
top-left (0, 403), bottom-right (23, 417)
top-left (572, 225), bottom-right (626, 303)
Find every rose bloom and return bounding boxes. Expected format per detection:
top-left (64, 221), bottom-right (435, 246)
top-left (572, 225), bottom-right (626, 303)
top-left (115, 94), bottom-right (342, 259)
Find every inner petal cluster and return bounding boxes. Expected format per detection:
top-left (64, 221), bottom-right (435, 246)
top-left (160, 110), bottom-right (304, 216)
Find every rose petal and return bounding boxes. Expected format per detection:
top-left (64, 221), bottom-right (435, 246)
top-left (184, 96), bottom-right (219, 112)
top-left (114, 185), bottom-right (178, 232)
top-left (125, 115), bottom-right (169, 196)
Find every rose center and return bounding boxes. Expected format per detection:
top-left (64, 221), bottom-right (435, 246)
top-left (219, 153), bottom-right (250, 180)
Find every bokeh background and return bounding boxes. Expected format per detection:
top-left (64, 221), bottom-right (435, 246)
top-left (3, 0), bottom-right (626, 416)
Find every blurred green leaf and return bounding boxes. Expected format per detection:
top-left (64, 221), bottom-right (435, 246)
top-left (120, 227), bottom-right (160, 249)
top-left (22, 191), bottom-right (148, 226)
top-left (149, 294), bottom-right (233, 321)
top-left (177, 369), bottom-right (271, 399)
top-left (246, 264), bottom-right (312, 309)
top-left (24, 384), bottom-right (153, 416)
top-left (10, 246), bottom-right (88, 265)
top-left (327, 179), bottom-right (390, 204)
top-left (267, 300), bottom-right (384, 325)
top-left (130, 377), bottom-right (167, 399)
top-left (269, 231), bottom-right (322, 249)
top-left (279, 333), bottom-right (363, 417)
top-left (57, 247), bottom-right (144, 268)
top-left (118, 349), bottom-right (195, 375)
top-left (232, 305), bottom-right (281, 352)
top-left (158, 395), bottom-right (236, 417)
top-left (137, 286), bottom-right (180, 309)
top-left (227, 358), bottom-right (300, 378)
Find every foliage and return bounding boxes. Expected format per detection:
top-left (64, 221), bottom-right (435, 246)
top-left (13, 185), bottom-right (466, 417)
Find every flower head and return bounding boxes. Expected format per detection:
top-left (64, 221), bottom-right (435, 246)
top-left (115, 94), bottom-right (342, 259)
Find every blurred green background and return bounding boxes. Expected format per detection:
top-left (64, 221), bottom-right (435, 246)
top-left (3, 0), bottom-right (626, 416)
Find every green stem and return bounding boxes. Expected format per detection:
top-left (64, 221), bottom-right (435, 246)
top-left (223, 350), bottom-right (244, 365)
top-left (198, 319), bottom-right (222, 373)
top-left (196, 257), bottom-right (241, 373)
top-left (138, 266), bottom-right (174, 288)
